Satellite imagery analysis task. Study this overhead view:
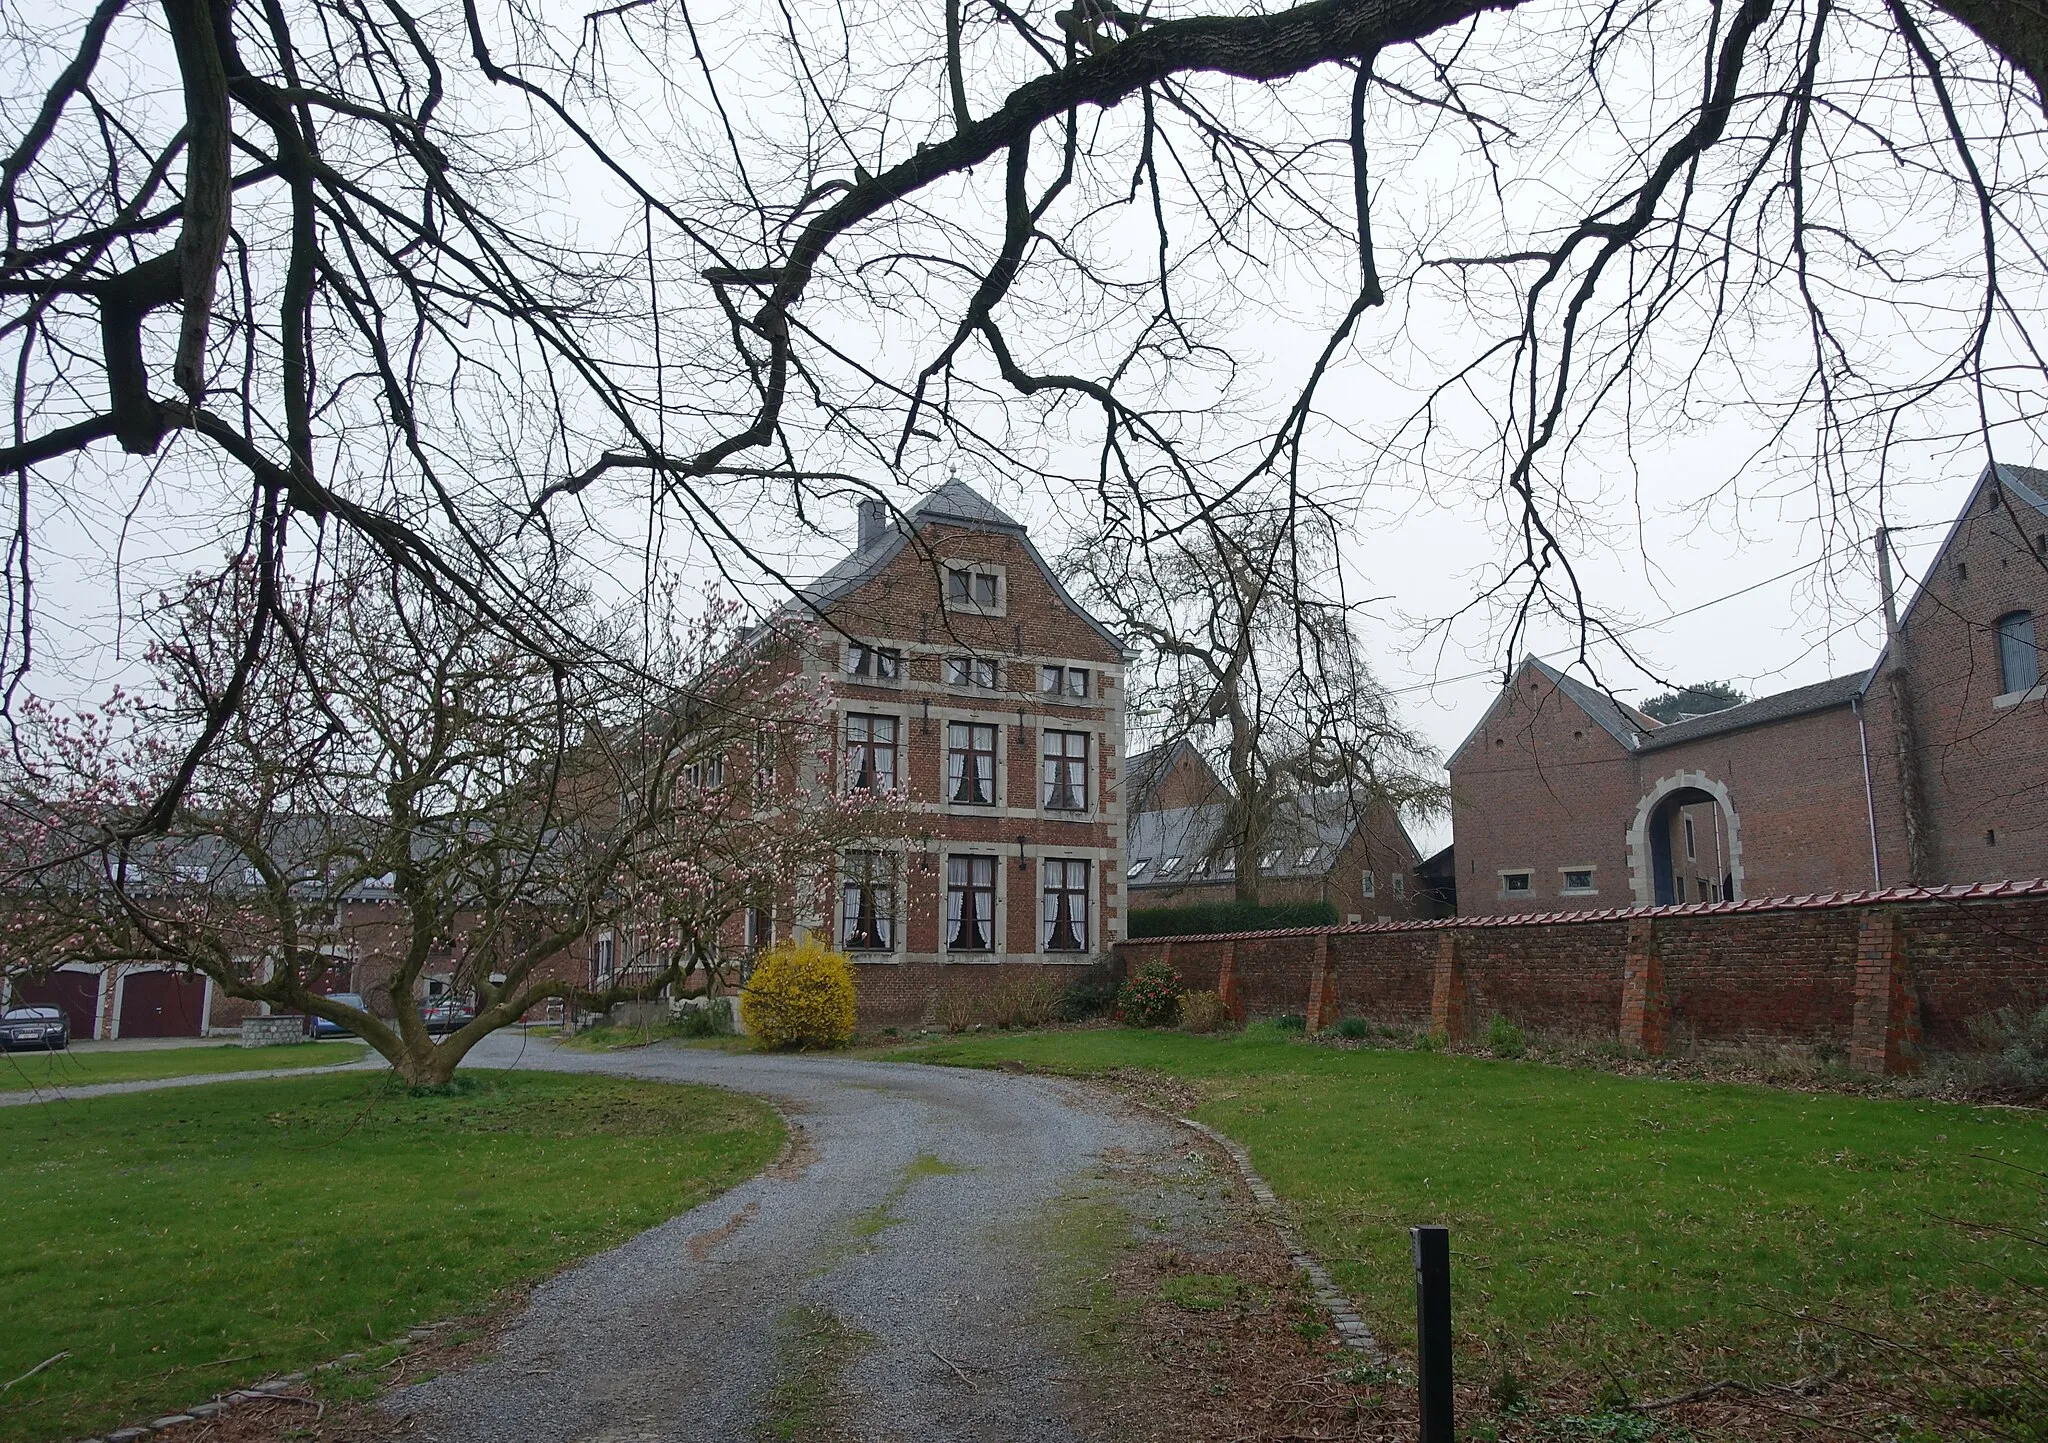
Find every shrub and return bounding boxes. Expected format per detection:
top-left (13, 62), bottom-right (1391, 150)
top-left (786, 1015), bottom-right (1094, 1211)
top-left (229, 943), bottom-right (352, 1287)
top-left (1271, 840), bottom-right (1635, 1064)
top-left (1275, 1013), bottom-right (1307, 1033)
top-left (1116, 961), bottom-right (1184, 1028)
top-left (1335, 1016), bottom-right (1370, 1041)
top-left (1128, 900), bottom-right (1340, 939)
top-left (1059, 962), bottom-right (1120, 1021)
top-left (1180, 989), bottom-right (1233, 1033)
top-left (1488, 1013), bottom-right (1527, 1059)
top-left (988, 971), bottom-right (1064, 1029)
top-left (1963, 1002), bottom-right (2048, 1096)
top-left (740, 936), bottom-right (857, 1050)
top-left (934, 985), bottom-right (981, 1034)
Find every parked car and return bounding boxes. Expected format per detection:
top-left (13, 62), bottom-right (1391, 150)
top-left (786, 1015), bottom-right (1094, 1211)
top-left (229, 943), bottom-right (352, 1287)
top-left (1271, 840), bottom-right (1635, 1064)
top-left (0, 1005), bottom-right (69, 1051)
top-left (310, 993), bottom-right (368, 1039)
top-left (419, 998), bottom-right (475, 1035)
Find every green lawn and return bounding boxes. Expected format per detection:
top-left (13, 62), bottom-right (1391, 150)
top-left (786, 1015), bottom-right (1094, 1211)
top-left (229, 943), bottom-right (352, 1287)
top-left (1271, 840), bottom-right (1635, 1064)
top-left (892, 1027), bottom-right (2048, 1408)
top-left (0, 1039), bottom-right (369, 1091)
top-left (0, 1070), bottom-right (782, 1442)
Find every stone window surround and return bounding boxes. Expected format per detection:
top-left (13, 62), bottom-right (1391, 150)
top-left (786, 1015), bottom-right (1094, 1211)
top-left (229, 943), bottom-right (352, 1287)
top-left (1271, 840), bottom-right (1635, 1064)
top-left (1497, 867), bottom-right (1535, 899)
top-left (840, 841), bottom-right (1124, 963)
top-left (1558, 864), bottom-right (1599, 896)
top-left (941, 559), bottom-right (1008, 617)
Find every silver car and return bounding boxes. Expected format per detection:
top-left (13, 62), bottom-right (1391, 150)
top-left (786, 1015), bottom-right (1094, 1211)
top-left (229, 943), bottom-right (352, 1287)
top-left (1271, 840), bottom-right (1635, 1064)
top-left (0, 1005), bottom-right (69, 1051)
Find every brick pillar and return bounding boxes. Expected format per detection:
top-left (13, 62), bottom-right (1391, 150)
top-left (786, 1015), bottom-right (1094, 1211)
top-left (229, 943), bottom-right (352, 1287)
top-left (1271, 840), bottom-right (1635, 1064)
top-left (1430, 932), bottom-right (1469, 1043)
top-left (1851, 908), bottom-right (1922, 1075)
top-left (1158, 939), bottom-right (1174, 978)
top-left (1305, 932), bottom-right (1339, 1034)
top-left (1619, 917), bottom-right (1667, 1055)
top-left (1216, 941), bottom-right (1244, 1025)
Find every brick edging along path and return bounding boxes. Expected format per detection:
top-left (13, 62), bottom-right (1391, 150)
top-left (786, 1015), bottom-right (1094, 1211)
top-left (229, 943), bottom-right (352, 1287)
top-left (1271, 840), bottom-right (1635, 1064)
top-left (1175, 1115), bottom-right (1383, 1359)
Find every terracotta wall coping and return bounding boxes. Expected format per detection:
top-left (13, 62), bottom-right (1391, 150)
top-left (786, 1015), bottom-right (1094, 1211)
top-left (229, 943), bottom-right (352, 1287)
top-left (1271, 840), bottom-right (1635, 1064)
top-left (1115, 877), bottom-right (2048, 945)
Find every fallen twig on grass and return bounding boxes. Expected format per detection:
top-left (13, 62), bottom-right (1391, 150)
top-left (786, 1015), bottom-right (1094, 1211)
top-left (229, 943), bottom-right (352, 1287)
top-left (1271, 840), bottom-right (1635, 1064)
top-left (1, 1351), bottom-right (67, 1393)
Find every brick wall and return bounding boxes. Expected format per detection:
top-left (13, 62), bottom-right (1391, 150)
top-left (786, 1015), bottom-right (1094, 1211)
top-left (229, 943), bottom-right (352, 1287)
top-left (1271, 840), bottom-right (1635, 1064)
top-left (1115, 879), bottom-right (2048, 1072)
top-left (1862, 473), bottom-right (2048, 885)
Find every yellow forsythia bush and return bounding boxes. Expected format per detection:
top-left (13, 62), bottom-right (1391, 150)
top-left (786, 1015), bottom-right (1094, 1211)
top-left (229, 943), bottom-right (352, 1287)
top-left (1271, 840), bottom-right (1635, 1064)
top-left (740, 934), bottom-right (858, 1050)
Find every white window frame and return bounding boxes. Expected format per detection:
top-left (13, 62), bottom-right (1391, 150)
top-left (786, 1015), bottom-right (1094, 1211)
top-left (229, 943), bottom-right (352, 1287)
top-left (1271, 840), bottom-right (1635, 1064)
top-left (1042, 859), bottom-right (1091, 952)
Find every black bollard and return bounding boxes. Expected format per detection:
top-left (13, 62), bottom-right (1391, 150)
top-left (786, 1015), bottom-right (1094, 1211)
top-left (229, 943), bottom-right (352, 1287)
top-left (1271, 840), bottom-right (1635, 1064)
top-left (1411, 1225), bottom-right (1453, 1443)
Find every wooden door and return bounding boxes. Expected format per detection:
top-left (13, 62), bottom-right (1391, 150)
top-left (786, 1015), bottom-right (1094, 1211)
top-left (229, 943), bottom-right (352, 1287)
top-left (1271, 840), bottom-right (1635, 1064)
top-left (15, 971), bottom-right (98, 1038)
top-left (117, 971), bottom-right (207, 1037)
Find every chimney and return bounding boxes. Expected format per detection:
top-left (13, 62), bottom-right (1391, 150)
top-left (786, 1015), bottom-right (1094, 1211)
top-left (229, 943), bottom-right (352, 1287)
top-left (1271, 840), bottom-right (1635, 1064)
top-left (857, 498), bottom-right (888, 551)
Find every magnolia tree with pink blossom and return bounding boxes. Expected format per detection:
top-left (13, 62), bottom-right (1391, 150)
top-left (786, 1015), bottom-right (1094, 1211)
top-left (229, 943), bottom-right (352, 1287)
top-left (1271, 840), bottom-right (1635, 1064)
top-left (0, 559), bottom-right (903, 1085)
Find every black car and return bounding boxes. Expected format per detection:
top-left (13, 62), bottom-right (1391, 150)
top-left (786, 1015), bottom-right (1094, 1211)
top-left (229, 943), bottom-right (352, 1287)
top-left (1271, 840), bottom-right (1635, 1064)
top-left (0, 1005), bottom-right (69, 1051)
top-left (419, 998), bottom-right (476, 1035)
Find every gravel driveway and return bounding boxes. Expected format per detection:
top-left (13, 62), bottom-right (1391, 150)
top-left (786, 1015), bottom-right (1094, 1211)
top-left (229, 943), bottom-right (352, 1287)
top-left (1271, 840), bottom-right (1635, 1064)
top-left (392, 1034), bottom-right (1216, 1443)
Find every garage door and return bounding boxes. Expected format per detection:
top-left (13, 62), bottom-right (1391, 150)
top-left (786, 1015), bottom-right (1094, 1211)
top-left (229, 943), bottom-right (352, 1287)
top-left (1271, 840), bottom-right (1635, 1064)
top-left (15, 971), bottom-right (99, 1038)
top-left (117, 971), bottom-right (207, 1038)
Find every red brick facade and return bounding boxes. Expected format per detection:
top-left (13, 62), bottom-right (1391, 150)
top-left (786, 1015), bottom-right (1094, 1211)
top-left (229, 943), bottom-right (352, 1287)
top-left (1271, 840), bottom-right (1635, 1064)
top-left (748, 483), bottom-right (1129, 1025)
top-left (1117, 879), bottom-right (2048, 1072)
top-left (1451, 463), bottom-right (2048, 914)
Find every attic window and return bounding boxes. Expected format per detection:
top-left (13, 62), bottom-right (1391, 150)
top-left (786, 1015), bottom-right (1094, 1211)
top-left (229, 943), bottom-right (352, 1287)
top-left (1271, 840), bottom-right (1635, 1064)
top-left (2037, 533), bottom-right (2046, 555)
top-left (1261, 849), bottom-right (1284, 870)
top-left (1128, 858), bottom-right (1149, 879)
top-left (1158, 856), bottom-right (1183, 876)
top-left (945, 564), bottom-right (1005, 614)
top-left (1956, 562), bottom-right (1969, 582)
top-left (1296, 847), bottom-right (1321, 868)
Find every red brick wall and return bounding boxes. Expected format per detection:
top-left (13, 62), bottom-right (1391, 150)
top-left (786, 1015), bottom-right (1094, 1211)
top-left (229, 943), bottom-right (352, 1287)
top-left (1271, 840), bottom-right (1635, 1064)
top-left (1117, 880), bottom-right (2048, 1069)
top-left (1863, 473), bottom-right (2048, 885)
top-left (819, 517), bottom-right (1127, 966)
top-left (1450, 665), bottom-right (1645, 914)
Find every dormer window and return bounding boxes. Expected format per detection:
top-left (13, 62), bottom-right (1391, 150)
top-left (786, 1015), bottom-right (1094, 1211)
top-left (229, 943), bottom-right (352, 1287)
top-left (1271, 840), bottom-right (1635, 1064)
top-left (844, 643), bottom-right (902, 682)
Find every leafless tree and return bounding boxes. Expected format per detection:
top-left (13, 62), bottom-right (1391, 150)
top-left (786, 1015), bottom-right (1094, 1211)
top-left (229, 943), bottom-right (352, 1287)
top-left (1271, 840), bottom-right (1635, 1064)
top-left (3, 0), bottom-right (2045, 786)
top-left (1068, 505), bottom-right (1443, 902)
top-left (0, 552), bottom-right (897, 1084)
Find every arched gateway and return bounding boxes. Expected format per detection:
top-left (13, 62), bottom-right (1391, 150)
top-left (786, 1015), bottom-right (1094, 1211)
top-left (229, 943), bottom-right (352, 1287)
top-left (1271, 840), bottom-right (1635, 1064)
top-left (1626, 770), bottom-right (1744, 906)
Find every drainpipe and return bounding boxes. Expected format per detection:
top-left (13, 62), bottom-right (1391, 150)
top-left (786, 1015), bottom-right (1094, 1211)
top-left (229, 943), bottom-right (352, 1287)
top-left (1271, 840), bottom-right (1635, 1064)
top-left (1855, 697), bottom-right (1881, 888)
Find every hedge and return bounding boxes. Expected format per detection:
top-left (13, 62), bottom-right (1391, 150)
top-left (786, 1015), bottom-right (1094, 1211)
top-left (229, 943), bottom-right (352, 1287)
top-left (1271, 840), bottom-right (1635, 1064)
top-left (1126, 900), bottom-right (1340, 939)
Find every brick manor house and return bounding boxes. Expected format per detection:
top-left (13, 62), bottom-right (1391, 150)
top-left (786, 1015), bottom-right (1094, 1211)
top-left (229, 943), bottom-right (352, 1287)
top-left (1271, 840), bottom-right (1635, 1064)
top-left (1451, 461), bottom-right (2048, 915)
top-left (725, 479), bottom-right (1132, 1022)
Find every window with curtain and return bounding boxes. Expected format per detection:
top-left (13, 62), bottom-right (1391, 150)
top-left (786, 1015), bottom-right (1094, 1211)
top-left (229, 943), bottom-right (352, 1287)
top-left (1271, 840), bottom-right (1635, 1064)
top-left (840, 853), bottom-right (895, 951)
top-left (1998, 611), bottom-right (2039, 694)
top-left (1042, 730), bottom-right (1088, 810)
top-left (1042, 860), bottom-right (1089, 951)
top-left (946, 722), bottom-right (997, 805)
top-left (945, 855), bottom-right (995, 950)
top-left (845, 713), bottom-right (899, 791)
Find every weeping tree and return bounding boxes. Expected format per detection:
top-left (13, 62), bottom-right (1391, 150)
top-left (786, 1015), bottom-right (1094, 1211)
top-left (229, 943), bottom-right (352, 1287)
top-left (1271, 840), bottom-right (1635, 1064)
top-left (1068, 506), bottom-right (1443, 903)
top-left (0, 554), bottom-right (899, 1084)
top-left (2, 0), bottom-right (2046, 795)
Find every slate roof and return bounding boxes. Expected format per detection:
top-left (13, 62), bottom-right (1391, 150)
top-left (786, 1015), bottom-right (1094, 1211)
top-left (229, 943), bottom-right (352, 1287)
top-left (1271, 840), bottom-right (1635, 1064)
top-left (1637, 672), bottom-right (1865, 750)
top-left (1527, 657), bottom-right (1659, 750)
top-left (1126, 791), bottom-right (1410, 891)
top-left (790, 479), bottom-right (1127, 655)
